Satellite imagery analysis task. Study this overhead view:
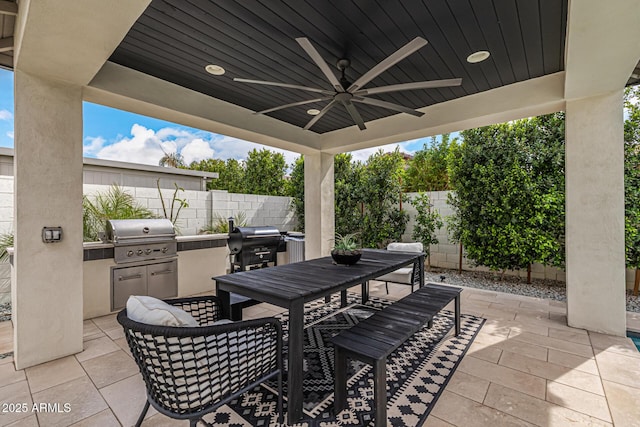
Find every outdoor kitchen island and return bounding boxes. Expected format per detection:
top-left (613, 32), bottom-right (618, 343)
top-left (82, 233), bottom-right (230, 319)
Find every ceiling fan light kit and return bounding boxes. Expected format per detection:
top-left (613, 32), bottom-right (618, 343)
top-left (234, 36), bottom-right (468, 131)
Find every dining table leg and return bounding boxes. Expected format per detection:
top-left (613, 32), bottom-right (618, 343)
top-left (215, 283), bottom-right (231, 319)
top-left (287, 299), bottom-right (305, 423)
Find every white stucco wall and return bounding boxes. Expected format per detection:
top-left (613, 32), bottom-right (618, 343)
top-left (0, 177), bottom-right (12, 305)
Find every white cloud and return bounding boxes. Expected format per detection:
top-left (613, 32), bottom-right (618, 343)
top-left (0, 110), bottom-right (12, 121)
top-left (181, 138), bottom-right (214, 164)
top-left (348, 142), bottom-right (417, 163)
top-left (83, 136), bottom-right (105, 156)
top-left (95, 124), bottom-right (167, 165)
top-left (89, 124), bottom-right (302, 168)
top-left (6, 131), bottom-right (13, 139)
top-left (208, 134), bottom-right (300, 167)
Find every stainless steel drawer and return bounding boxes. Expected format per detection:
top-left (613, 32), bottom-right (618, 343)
top-left (111, 259), bottom-right (178, 311)
top-left (112, 265), bottom-right (147, 311)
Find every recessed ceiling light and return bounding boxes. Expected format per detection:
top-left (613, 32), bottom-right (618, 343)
top-left (307, 109), bottom-right (320, 116)
top-left (466, 51), bottom-right (490, 64)
top-left (205, 64), bottom-right (225, 75)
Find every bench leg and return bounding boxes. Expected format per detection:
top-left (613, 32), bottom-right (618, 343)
top-left (230, 304), bottom-right (243, 321)
top-left (455, 294), bottom-right (461, 336)
top-left (325, 295), bottom-right (331, 303)
top-left (334, 348), bottom-right (348, 413)
top-left (373, 359), bottom-right (387, 427)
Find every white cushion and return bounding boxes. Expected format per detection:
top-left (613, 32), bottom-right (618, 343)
top-left (377, 267), bottom-right (413, 284)
top-left (126, 295), bottom-right (199, 327)
top-left (387, 242), bottom-right (423, 253)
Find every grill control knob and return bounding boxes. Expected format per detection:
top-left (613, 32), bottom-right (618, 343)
top-left (127, 251), bottom-right (134, 257)
top-left (145, 249), bottom-right (152, 255)
top-left (161, 247), bottom-right (168, 253)
top-left (137, 249), bottom-right (143, 256)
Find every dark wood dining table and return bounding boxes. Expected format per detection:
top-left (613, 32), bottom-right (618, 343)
top-left (212, 248), bottom-right (425, 424)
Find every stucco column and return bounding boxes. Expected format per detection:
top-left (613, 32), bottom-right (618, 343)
top-left (12, 71), bottom-right (84, 369)
top-left (565, 90), bottom-right (626, 336)
top-left (304, 152), bottom-right (334, 259)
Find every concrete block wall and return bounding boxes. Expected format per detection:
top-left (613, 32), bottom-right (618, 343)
top-left (401, 191), bottom-right (568, 284)
top-left (83, 184), bottom-right (211, 236)
top-left (83, 186), bottom-right (297, 236)
top-left (210, 190), bottom-right (298, 231)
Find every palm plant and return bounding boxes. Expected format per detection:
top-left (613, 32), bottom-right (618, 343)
top-left (158, 150), bottom-right (185, 168)
top-left (83, 185), bottom-right (155, 241)
top-left (0, 232), bottom-right (13, 263)
top-left (200, 212), bottom-right (247, 234)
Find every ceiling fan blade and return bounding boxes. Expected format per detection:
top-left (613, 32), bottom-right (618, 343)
top-left (343, 101), bottom-right (366, 130)
top-left (233, 78), bottom-right (334, 95)
top-left (353, 96), bottom-right (424, 117)
top-left (296, 37), bottom-right (344, 92)
top-left (304, 99), bottom-right (339, 130)
top-left (256, 97), bottom-right (333, 114)
top-left (353, 78), bottom-right (462, 96)
top-left (347, 37), bottom-right (428, 92)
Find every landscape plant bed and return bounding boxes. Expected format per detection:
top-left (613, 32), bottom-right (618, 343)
top-left (424, 267), bottom-right (640, 313)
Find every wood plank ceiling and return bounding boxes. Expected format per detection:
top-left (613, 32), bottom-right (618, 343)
top-left (110, 0), bottom-right (568, 134)
top-left (0, 0), bottom-right (17, 70)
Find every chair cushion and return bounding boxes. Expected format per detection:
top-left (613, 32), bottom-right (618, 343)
top-left (387, 242), bottom-right (423, 253)
top-left (376, 267), bottom-right (413, 284)
top-left (126, 295), bottom-right (199, 327)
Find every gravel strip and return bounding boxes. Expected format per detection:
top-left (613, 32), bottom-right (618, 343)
top-left (0, 302), bottom-right (9, 322)
top-left (425, 267), bottom-right (640, 313)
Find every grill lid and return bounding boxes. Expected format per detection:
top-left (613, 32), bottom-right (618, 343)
top-left (228, 226), bottom-right (281, 255)
top-left (106, 219), bottom-right (176, 244)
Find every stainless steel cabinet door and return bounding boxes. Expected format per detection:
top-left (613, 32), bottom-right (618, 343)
top-left (147, 259), bottom-right (178, 300)
top-left (112, 265), bottom-right (147, 310)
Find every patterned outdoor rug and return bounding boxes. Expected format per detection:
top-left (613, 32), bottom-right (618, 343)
top-left (213, 293), bottom-right (484, 427)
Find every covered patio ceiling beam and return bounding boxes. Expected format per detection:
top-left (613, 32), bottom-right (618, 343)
top-left (86, 62), bottom-right (322, 155)
top-left (14, 0), bottom-right (150, 86)
top-left (564, 0), bottom-right (640, 100)
top-left (318, 72), bottom-right (566, 154)
top-left (0, 37), bottom-right (13, 52)
top-left (0, 0), bottom-right (17, 16)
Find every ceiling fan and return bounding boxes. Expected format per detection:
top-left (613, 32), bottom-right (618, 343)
top-left (234, 36), bottom-right (462, 131)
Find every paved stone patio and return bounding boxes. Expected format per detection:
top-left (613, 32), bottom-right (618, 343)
top-left (0, 281), bottom-right (639, 426)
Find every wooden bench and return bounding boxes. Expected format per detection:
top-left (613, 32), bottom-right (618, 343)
top-left (330, 283), bottom-right (462, 427)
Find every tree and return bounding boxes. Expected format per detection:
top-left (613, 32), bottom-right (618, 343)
top-left (286, 156), bottom-right (305, 231)
top-left (359, 149), bottom-right (409, 248)
top-left (334, 153), bottom-right (364, 236)
top-left (624, 86), bottom-right (640, 293)
top-left (447, 114), bottom-right (565, 279)
top-left (158, 150), bottom-right (185, 168)
top-left (244, 149), bottom-right (287, 195)
top-left (188, 158), bottom-right (245, 192)
top-left (405, 134), bottom-right (458, 191)
top-left (410, 193), bottom-right (443, 267)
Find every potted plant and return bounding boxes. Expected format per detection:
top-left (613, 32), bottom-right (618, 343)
top-left (331, 232), bottom-right (362, 265)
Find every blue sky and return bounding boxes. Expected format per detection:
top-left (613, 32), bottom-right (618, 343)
top-left (0, 68), bottom-right (436, 166)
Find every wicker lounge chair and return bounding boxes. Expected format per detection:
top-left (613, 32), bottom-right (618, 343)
top-left (117, 295), bottom-right (283, 427)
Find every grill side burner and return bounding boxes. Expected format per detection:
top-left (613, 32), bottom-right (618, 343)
top-left (106, 219), bottom-right (179, 310)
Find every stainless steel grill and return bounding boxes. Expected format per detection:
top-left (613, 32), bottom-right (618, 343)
top-left (106, 218), bottom-right (177, 264)
top-left (106, 219), bottom-right (178, 310)
top-left (228, 219), bottom-right (282, 273)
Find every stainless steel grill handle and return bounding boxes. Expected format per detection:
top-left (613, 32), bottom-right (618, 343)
top-left (119, 273), bottom-right (143, 281)
top-left (151, 269), bottom-right (174, 276)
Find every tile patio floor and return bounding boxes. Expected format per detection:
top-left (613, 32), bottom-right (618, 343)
top-left (1, 281), bottom-right (640, 426)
